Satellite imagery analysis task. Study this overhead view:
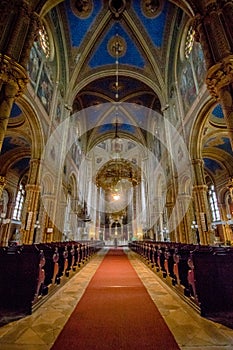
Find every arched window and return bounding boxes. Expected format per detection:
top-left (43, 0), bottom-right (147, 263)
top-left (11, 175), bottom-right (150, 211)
top-left (208, 184), bottom-right (220, 222)
top-left (27, 22), bottom-right (54, 114)
top-left (178, 24), bottom-right (207, 113)
top-left (13, 184), bottom-right (25, 221)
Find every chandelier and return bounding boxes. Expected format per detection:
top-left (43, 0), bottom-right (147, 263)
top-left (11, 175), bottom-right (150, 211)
top-left (73, 199), bottom-right (91, 222)
top-left (95, 158), bottom-right (141, 191)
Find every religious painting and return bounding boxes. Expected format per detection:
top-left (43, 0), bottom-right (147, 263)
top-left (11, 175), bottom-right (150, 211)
top-left (37, 62), bottom-right (54, 113)
top-left (55, 99), bottom-right (62, 124)
top-left (71, 143), bottom-right (82, 168)
top-left (71, 0), bottom-right (93, 18)
top-left (28, 44), bottom-right (41, 87)
top-left (96, 157), bottom-right (102, 164)
top-left (192, 42), bottom-right (206, 88)
top-left (179, 61), bottom-right (196, 113)
top-left (141, 0), bottom-right (162, 18)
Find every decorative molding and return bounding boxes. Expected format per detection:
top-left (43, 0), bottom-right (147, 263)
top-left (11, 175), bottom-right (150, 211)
top-left (70, 0), bottom-right (93, 19)
top-left (141, 0), bottom-right (163, 18)
top-left (109, 0), bottom-right (126, 18)
top-left (206, 55), bottom-right (233, 99)
top-left (0, 54), bottom-right (28, 96)
top-left (0, 176), bottom-right (6, 187)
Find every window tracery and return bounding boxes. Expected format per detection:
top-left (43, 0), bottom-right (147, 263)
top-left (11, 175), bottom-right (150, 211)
top-left (184, 26), bottom-right (195, 59)
top-left (38, 24), bottom-right (50, 59)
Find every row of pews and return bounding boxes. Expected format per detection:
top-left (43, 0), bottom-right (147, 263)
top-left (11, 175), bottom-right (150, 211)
top-left (0, 240), bottom-right (104, 325)
top-left (129, 241), bottom-right (233, 318)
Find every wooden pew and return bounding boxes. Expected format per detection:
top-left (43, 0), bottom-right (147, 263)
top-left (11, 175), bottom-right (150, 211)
top-left (191, 246), bottom-right (233, 316)
top-left (0, 245), bottom-right (41, 316)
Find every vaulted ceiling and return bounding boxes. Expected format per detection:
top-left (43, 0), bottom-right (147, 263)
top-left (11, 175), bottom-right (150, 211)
top-left (1, 0), bottom-right (233, 189)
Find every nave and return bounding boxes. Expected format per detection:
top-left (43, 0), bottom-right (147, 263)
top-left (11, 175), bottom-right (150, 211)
top-left (0, 248), bottom-right (232, 350)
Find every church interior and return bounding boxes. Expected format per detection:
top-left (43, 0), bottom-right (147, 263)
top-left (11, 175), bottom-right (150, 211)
top-left (0, 0), bottom-right (233, 348)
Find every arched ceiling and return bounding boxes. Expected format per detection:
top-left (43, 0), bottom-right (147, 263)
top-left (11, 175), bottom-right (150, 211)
top-left (202, 104), bottom-right (233, 180)
top-left (56, 0), bottom-right (180, 147)
top-left (0, 103), bottom-right (38, 180)
top-left (2, 0), bottom-right (233, 190)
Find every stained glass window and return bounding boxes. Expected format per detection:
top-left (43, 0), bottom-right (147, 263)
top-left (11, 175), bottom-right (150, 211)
top-left (184, 26), bottom-right (195, 59)
top-left (38, 24), bottom-right (50, 58)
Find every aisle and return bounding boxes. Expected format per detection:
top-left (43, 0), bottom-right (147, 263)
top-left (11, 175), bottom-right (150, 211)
top-left (51, 248), bottom-right (180, 350)
top-left (0, 248), bottom-right (232, 349)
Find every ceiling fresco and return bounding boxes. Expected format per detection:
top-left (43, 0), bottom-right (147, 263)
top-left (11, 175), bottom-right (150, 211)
top-left (132, 1), bottom-right (168, 47)
top-left (65, 0), bottom-right (168, 50)
top-left (88, 23), bottom-right (145, 68)
top-left (65, 0), bottom-right (103, 47)
top-left (63, 0), bottom-right (172, 149)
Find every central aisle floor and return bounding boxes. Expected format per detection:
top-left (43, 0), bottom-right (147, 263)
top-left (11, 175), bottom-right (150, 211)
top-left (0, 247), bottom-right (232, 349)
top-left (51, 248), bottom-right (179, 350)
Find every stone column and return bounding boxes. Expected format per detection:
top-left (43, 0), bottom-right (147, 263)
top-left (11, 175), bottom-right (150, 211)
top-left (193, 3), bottom-right (233, 148)
top-left (1, 198), bottom-right (15, 246)
top-left (217, 202), bottom-right (227, 243)
top-left (0, 176), bottom-right (6, 199)
top-left (39, 195), bottom-right (55, 243)
top-left (153, 196), bottom-right (163, 241)
top-left (166, 200), bottom-right (176, 241)
top-left (20, 159), bottom-right (41, 244)
top-left (206, 59), bottom-right (233, 148)
top-left (0, 57), bottom-right (28, 151)
top-left (177, 194), bottom-right (193, 243)
top-left (0, 0), bottom-right (40, 152)
top-left (0, 179), bottom-right (7, 245)
top-left (192, 159), bottom-right (213, 244)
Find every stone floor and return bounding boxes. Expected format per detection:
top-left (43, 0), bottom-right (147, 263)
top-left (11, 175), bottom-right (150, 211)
top-left (0, 247), bottom-right (232, 349)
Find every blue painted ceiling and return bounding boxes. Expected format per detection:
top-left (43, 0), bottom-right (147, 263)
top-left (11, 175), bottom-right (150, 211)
top-left (89, 22), bottom-right (145, 69)
top-left (65, 0), bottom-right (167, 53)
top-left (203, 158), bottom-right (223, 175)
top-left (10, 103), bottom-right (22, 118)
top-left (65, 0), bottom-right (103, 47)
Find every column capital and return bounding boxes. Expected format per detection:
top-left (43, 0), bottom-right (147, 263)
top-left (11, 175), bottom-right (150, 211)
top-left (0, 176), bottom-right (6, 198)
top-left (25, 184), bottom-right (40, 192)
top-left (28, 158), bottom-right (41, 185)
top-left (0, 175), bottom-right (6, 187)
top-left (206, 55), bottom-right (233, 99)
top-left (0, 54), bottom-right (28, 97)
top-left (192, 184), bottom-right (208, 192)
top-left (192, 158), bottom-right (204, 166)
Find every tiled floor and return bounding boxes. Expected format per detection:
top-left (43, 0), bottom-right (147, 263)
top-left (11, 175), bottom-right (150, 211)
top-left (0, 247), bottom-right (232, 349)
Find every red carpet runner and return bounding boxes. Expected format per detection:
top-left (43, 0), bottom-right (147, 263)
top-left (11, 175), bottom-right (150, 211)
top-left (51, 249), bottom-right (180, 350)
